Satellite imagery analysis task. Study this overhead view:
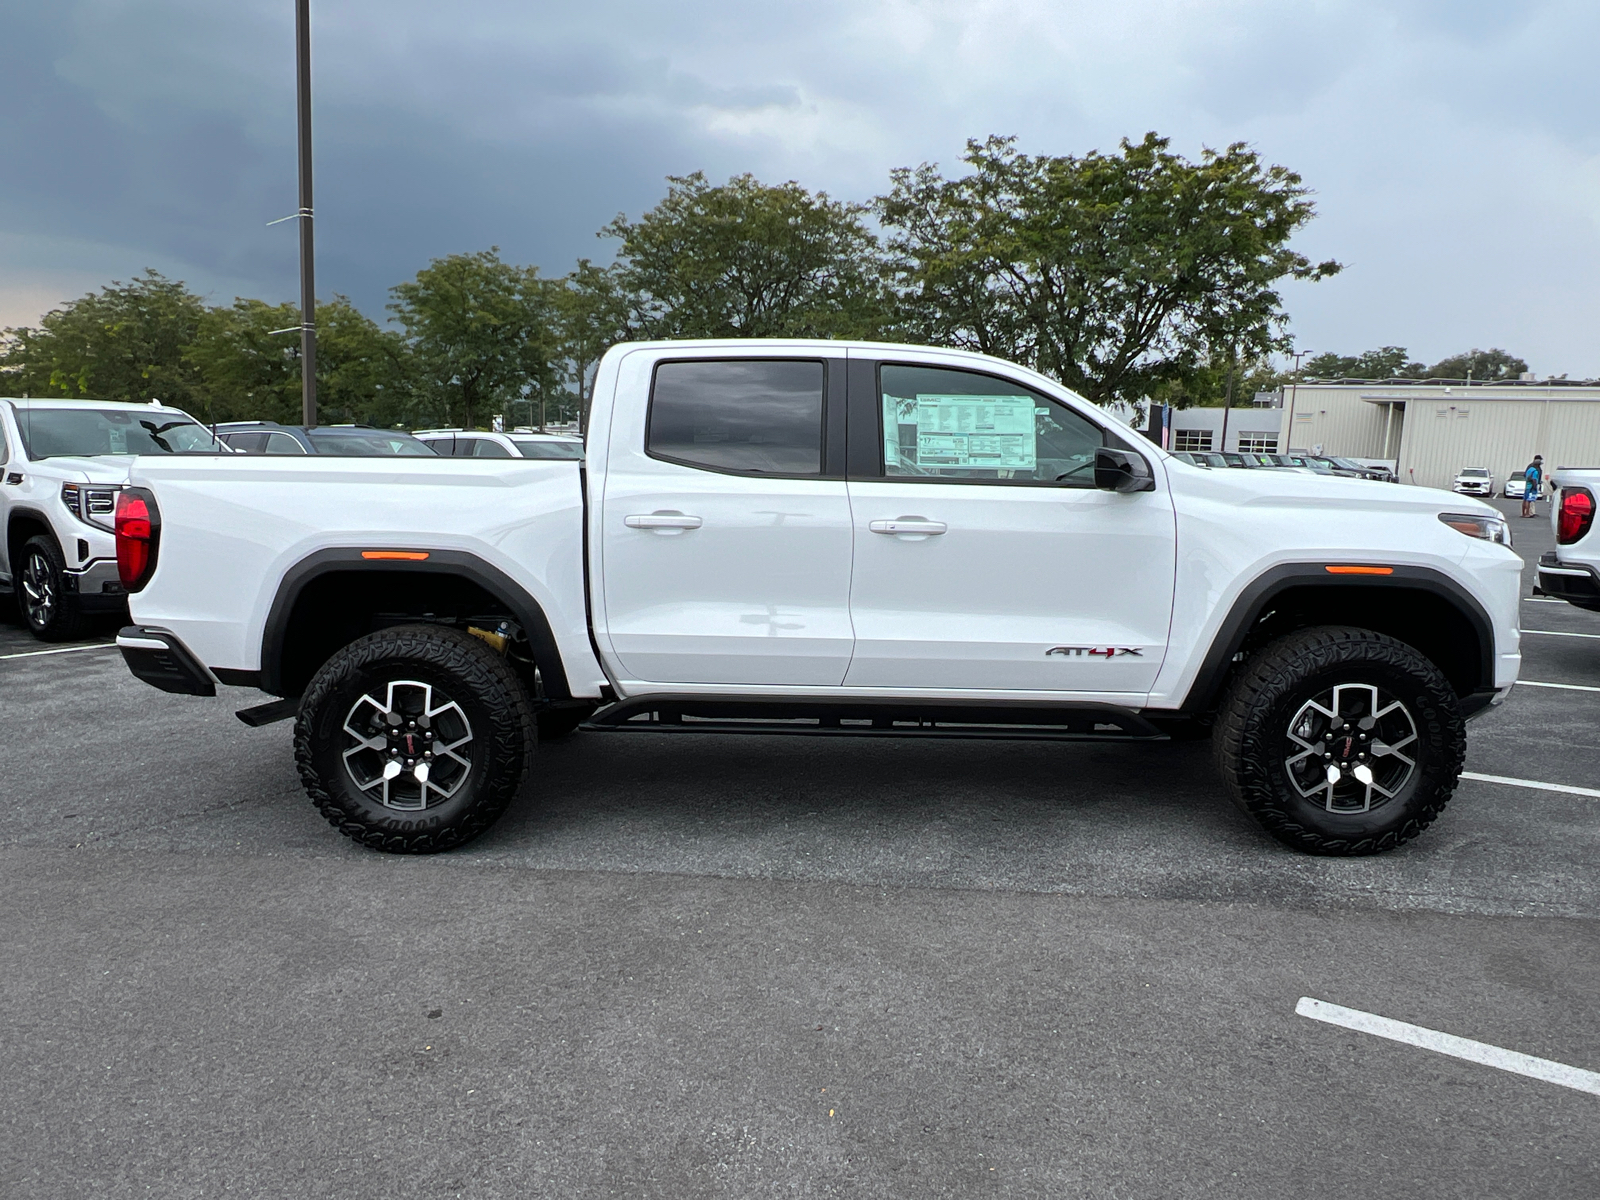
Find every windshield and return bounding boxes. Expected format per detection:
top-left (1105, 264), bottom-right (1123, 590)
top-left (1460, 468), bottom-right (1489, 477)
top-left (16, 408), bottom-right (223, 458)
top-left (306, 430), bottom-right (437, 456)
top-left (511, 439), bottom-right (584, 460)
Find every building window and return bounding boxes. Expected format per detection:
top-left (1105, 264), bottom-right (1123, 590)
top-left (1173, 429), bottom-right (1213, 452)
top-left (1238, 433), bottom-right (1278, 453)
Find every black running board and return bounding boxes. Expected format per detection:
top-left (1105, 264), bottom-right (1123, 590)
top-left (236, 697), bottom-right (301, 727)
top-left (583, 695), bottom-right (1166, 741)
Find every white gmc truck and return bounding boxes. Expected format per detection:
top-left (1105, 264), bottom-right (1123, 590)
top-left (1536, 468), bottom-right (1600, 613)
top-left (113, 340), bottom-right (1524, 857)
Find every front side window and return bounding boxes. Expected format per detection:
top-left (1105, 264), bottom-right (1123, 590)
top-left (19, 408), bottom-right (223, 458)
top-left (880, 364), bottom-right (1107, 486)
top-left (648, 359), bottom-right (824, 476)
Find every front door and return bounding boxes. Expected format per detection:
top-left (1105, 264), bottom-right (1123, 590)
top-left (599, 356), bottom-right (855, 687)
top-left (844, 358), bottom-right (1176, 695)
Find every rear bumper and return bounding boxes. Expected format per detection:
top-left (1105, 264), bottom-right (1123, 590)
top-left (116, 626), bottom-right (216, 696)
top-left (1536, 555), bottom-right (1600, 609)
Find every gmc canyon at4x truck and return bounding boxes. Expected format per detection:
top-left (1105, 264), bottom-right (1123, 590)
top-left (114, 340), bottom-right (1524, 856)
top-left (1536, 468), bottom-right (1599, 613)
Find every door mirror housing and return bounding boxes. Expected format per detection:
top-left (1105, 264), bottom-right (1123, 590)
top-left (1094, 447), bottom-right (1155, 493)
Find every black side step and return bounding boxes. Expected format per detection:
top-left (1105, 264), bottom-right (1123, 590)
top-left (584, 695), bottom-right (1166, 741)
top-left (236, 697), bottom-right (300, 727)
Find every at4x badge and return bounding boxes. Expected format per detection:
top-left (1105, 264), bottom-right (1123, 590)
top-left (1045, 646), bottom-right (1144, 657)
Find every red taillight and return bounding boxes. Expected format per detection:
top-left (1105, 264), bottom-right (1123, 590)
top-left (115, 488), bottom-right (160, 591)
top-left (1557, 488), bottom-right (1595, 545)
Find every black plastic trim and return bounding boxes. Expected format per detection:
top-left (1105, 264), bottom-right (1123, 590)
top-left (118, 626), bottom-right (216, 697)
top-left (586, 694), bottom-right (1165, 741)
top-left (1180, 563), bottom-right (1498, 714)
top-left (213, 667), bottom-right (264, 688)
top-left (258, 548), bottom-right (571, 699)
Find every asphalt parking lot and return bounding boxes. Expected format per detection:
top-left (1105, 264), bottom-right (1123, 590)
top-left (3, 497), bottom-right (1597, 1198)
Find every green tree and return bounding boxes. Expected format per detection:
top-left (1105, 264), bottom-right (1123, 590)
top-left (388, 249), bottom-right (561, 430)
top-left (876, 133), bottom-right (1342, 408)
top-left (555, 258), bottom-right (634, 428)
top-left (1427, 347), bottom-right (1528, 381)
top-left (601, 172), bottom-right (892, 340)
top-left (1302, 346), bottom-right (1426, 380)
top-left (185, 296), bottom-right (415, 426)
top-left (0, 270), bottom-right (206, 407)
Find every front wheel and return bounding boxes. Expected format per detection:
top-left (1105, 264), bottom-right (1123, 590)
top-left (20, 535), bottom-right (90, 641)
top-left (1213, 626), bottom-right (1465, 855)
top-left (295, 624), bottom-right (536, 853)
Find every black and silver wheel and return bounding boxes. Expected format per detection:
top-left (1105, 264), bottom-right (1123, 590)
top-left (295, 624), bottom-right (535, 853)
top-left (19, 535), bottom-right (89, 642)
top-left (1214, 626), bottom-right (1464, 855)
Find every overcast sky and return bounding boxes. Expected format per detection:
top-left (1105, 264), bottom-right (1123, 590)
top-left (3, 0), bottom-right (1597, 375)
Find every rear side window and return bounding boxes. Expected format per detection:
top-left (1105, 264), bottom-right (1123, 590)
top-left (265, 432), bottom-right (306, 454)
top-left (648, 360), bottom-right (824, 476)
top-left (223, 432), bottom-right (269, 453)
top-left (471, 438), bottom-right (512, 458)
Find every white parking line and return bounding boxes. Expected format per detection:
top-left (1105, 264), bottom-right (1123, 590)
top-left (1461, 771), bottom-right (1600, 799)
top-left (0, 642), bottom-right (116, 661)
top-left (1523, 629), bottom-right (1600, 639)
top-left (1297, 997), bottom-right (1600, 1097)
top-left (1517, 679), bottom-right (1600, 693)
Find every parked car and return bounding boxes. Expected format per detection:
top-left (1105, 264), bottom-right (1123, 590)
top-left (0, 397), bottom-right (226, 640)
top-left (415, 429), bottom-right (585, 460)
top-left (215, 422), bottom-right (438, 456)
top-left (1294, 455), bottom-right (1366, 479)
top-left (117, 338), bottom-right (1521, 860)
top-left (1453, 467), bottom-right (1495, 497)
top-left (1328, 457), bottom-right (1395, 483)
top-left (1170, 451), bottom-right (1212, 468)
top-left (1535, 470), bottom-right (1599, 612)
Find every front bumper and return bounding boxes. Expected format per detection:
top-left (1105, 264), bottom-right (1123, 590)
top-left (65, 558), bottom-right (128, 611)
top-left (117, 626), bottom-right (217, 696)
top-left (1536, 554), bottom-right (1600, 610)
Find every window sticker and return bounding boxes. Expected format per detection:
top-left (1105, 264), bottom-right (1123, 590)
top-left (883, 393), bottom-right (1037, 471)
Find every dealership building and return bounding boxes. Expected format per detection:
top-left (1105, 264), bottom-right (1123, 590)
top-left (1163, 379), bottom-right (1600, 491)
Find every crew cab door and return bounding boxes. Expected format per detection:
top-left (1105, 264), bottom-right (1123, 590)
top-left (598, 355), bottom-right (855, 687)
top-left (843, 354), bottom-right (1176, 694)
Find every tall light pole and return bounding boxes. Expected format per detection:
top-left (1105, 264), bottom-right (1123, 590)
top-left (295, 0), bottom-right (317, 427)
top-left (1284, 348), bottom-right (1309, 452)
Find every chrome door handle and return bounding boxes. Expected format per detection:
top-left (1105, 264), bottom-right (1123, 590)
top-left (624, 512), bottom-right (703, 530)
top-left (868, 518), bottom-right (947, 535)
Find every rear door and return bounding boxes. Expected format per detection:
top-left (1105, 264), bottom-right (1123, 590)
top-left (843, 353), bottom-right (1177, 695)
top-left (598, 355), bottom-right (854, 687)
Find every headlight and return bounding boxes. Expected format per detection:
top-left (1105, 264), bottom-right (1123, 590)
top-left (1440, 511), bottom-right (1511, 546)
top-left (60, 482), bottom-right (121, 531)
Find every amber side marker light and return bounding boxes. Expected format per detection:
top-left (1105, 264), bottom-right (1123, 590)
top-left (1325, 565), bottom-right (1394, 576)
top-left (361, 550), bottom-right (430, 561)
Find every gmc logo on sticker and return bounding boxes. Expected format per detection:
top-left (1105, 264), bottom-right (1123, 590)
top-left (1045, 646), bottom-right (1143, 658)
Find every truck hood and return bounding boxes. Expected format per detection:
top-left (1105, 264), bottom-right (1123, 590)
top-left (24, 456), bottom-right (136, 485)
top-left (1166, 459), bottom-right (1500, 518)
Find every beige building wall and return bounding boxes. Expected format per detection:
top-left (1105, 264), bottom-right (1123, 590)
top-left (1275, 383), bottom-right (1600, 491)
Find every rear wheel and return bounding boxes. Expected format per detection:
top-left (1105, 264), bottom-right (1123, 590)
top-left (1214, 626), bottom-right (1464, 855)
top-left (295, 624), bottom-right (535, 853)
top-left (19, 535), bottom-right (90, 642)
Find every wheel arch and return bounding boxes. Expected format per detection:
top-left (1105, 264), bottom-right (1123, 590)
top-left (260, 548), bottom-right (572, 700)
top-left (7, 507), bottom-right (57, 570)
top-left (1180, 564), bottom-right (1496, 716)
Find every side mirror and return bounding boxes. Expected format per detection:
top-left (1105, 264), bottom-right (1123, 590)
top-left (1094, 447), bottom-right (1156, 493)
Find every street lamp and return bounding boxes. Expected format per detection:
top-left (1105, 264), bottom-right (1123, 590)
top-left (271, 2), bottom-right (317, 425)
top-left (1284, 348), bottom-right (1309, 452)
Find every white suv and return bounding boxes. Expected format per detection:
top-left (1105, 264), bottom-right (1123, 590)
top-left (1453, 467), bottom-right (1494, 497)
top-left (414, 429), bottom-right (584, 460)
top-left (0, 398), bottom-right (224, 640)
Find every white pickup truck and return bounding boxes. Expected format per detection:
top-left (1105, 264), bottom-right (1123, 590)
top-left (1536, 468), bottom-right (1599, 612)
top-left (113, 340), bottom-right (1524, 857)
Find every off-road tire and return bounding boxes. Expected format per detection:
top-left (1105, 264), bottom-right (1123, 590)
top-left (536, 704), bottom-right (595, 741)
top-left (295, 624), bottom-right (536, 853)
top-left (1214, 625), bottom-right (1464, 856)
top-left (20, 535), bottom-right (90, 642)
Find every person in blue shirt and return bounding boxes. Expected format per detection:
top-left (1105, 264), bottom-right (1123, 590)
top-left (1522, 455), bottom-right (1544, 517)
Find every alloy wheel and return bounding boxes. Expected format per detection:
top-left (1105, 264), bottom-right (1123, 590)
top-left (340, 679), bottom-right (474, 811)
top-left (1283, 682), bottom-right (1418, 814)
top-left (20, 549), bottom-right (56, 629)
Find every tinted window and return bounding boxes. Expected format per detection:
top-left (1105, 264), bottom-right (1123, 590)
top-left (306, 430), bottom-right (436, 456)
top-left (471, 438), bottom-right (513, 458)
top-left (511, 439), bottom-right (585, 460)
top-left (265, 432), bottom-right (306, 454)
top-left (648, 360), bottom-right (824, 475)
top-left (880, 364), bottom-right (1107, 486)
top-left (222, 432), bottom-right (270, 454)
top-left (20, 409), bottom-right (223, 458)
